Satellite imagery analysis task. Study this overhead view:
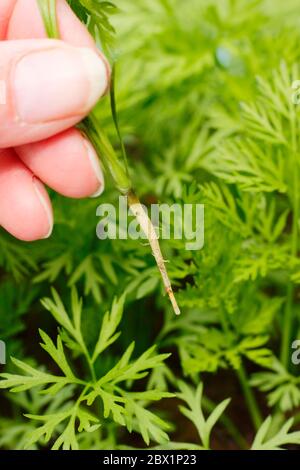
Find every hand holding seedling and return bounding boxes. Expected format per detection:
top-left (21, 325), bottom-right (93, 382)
top-left (0, 0), bottom-right (180, 315)
top-left (0, 0), bottom-right (109, 241)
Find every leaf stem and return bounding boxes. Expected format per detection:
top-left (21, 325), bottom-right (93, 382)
top-left (110, 63), bottom-right (129, 178)
top-left (82, 344), bottom-right (97, 383)
top-left (219, 305), bottom-right (262, 432)
top-left (37, 0), bottom-right (60, 39)
top-left (236, 363), bottom-right (263, 431)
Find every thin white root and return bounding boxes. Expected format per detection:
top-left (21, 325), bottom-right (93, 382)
top-left (128, 191), bottom-right (181, 316)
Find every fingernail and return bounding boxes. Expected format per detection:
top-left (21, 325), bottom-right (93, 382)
top-left (33, 177), bottom-right (53, 238)
top-left (14, 46), bottom-right (108, 124)
top-left (79, 48), bottom-right (110, 110)
top-left (83, 139), bottom-right (105, 197)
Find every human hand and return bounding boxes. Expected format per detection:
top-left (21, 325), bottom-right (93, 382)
top-left (0, 0), bottom-right (110, 241)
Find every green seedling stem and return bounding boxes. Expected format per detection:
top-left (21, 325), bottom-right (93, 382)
top-left (38, 0), bottom-right (180, 315)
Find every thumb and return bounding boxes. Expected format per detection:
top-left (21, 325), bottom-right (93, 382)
top-left (0, 39), bottom-right (109, 148)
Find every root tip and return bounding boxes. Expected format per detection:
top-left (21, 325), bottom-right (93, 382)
top-left (174, 306), bottom-right (181, 316)
top-left (166, 287), bottom-right (181, 316)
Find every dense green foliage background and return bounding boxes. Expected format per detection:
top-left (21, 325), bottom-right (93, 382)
top-left (1, 0), bottom-right (300, 450)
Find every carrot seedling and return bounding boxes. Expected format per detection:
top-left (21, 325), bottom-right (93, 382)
top-left (37, 0), bottom-right (180, 315)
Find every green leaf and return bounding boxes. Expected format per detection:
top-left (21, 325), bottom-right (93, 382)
top-left (251, 416), bottom-right (300, 450)
top-left (39, 331), bottom-right (76, 380)
top-left (97, 344), bottom-right (170, 386)
top-left (91, 294), bottom-right (125, 362)
top-left (41, 288), bottom-right (75, 336)
top-left (0, 358), bottom-right (74, 394)
top-left (24, 404), bottom-right (99, 450)
top-left (34, 252), bottom-right (72, 283)
top-left (178, 381), bottom-right (230, 449)
top-left (136, 276), bottom-right (159, 300)
top-left (125, 397), bottom-right (170, 446)
top-left (251, 359), bottom-right (300, 412)
top-left (68, 256), bottom-right (104, 303)
top-left (24, 409), bottom-right (73, 449)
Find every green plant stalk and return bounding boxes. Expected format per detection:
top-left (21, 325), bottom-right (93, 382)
top-left (236, 364), bottom-right (263, 431)
top-left (38, 0), bottom-right (180, 316)
top-left (280, 104), bottom-right (299, 368)
top-left (110, 64), bottom-right (129, 177)
top-left (37, 0), bottom-right (60, 38)
top-left (220, 306), bottom-right (262, 432)
top-left (78, 334), bottom-right (96, 383)
top-left (84, 113), bottom-right (131, 194)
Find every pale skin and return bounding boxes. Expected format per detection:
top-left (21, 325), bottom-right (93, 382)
top-left (0, 0), bottom-right (110, 241)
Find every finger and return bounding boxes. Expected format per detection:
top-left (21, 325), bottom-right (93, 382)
top-left (0, 0), bottom-right (17, 39)
top-left (7, 0), bottom-right (97, 50)
top-left (0, 39), bottom-right (108, 148)
top-left (0, 148), bottom-right (53, 241)
top-left (16, 128), bottom-right (105, 198)
top-left (7, 1), bottom-right (108, 198)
